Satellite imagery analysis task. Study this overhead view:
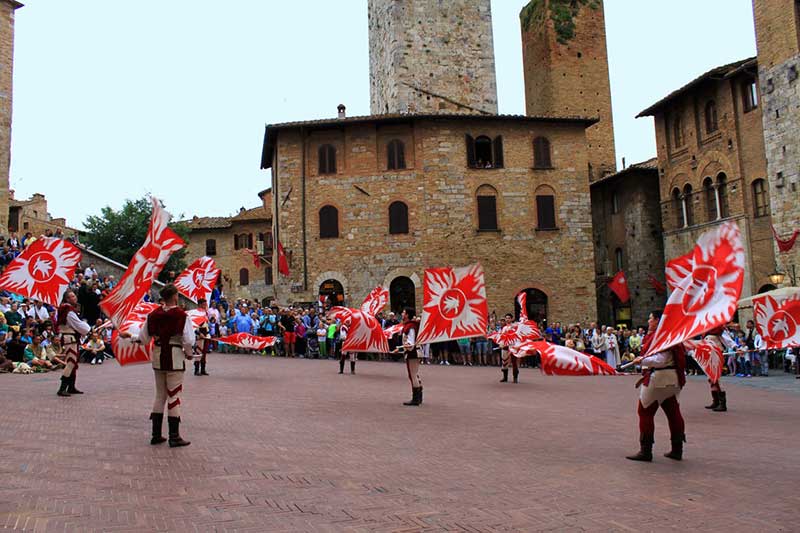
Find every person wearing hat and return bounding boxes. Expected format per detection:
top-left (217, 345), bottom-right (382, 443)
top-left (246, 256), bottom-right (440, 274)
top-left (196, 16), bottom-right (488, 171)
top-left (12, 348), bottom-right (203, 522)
top-left (127, 284), bottom-right (195, 447)
top-left (56, 290), bottom-right (91, 396)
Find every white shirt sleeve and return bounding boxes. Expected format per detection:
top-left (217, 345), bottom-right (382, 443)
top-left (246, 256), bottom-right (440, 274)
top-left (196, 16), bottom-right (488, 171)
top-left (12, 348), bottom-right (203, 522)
top-left (67, 311), bottom-right (91, 335)
top-left (720, 331), bottom-right (737, 351)
top-left (404, 327), bottom-right (416, 349)
top-left (641, 350), bottom-right (671, 368)
top-left (137, 320), bottom-right (151, 345)
top-left (182, 316), bottom-right (195, 355)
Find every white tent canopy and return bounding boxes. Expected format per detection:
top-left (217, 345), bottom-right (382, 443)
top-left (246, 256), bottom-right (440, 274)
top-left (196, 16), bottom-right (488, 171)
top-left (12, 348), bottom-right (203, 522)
top-left (737, 286), bottom-right (800, 307)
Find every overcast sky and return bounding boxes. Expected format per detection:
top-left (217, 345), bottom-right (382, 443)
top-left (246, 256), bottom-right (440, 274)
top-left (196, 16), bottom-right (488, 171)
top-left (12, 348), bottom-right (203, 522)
top-left (9, 1), bottom-right (757, 229)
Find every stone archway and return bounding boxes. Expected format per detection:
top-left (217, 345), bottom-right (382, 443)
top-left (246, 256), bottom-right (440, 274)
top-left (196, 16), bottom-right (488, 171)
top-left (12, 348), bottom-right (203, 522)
top-left (318, 279), bottom-right (345, 309)
top-left (515, 288), bottom-right (548, 323)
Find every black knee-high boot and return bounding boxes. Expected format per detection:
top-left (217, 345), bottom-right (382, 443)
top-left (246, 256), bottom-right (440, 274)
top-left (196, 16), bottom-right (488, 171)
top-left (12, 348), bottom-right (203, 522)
top-left (500, 369), bottom-right (508, 382)
top-left (705, 390), bottom-right (720, 409)
top-left (713, 391), bottom-right (727, 412)
top-left (512, 368), bottom-right (519, 383)
top-left (67, 374), bottom-right (83, 394)
top-left (350, 361), bottom-right (355, 374)
top-left (57, 376), bottom-right (70, 397)
top-left (167, 416), bottom-right (190, 447)
top-left (194, 361), bottom-right (200, 376)
top-left (150, 413), bottom-right (167, 445)
top-left (200, 359), bottom-right (209, 376)
top-left (625, 434), bottom-right (654, 462)
top-left (339, 359), bottom-right (345, 374)
top-left (664, 434), bottom-right (685, 461)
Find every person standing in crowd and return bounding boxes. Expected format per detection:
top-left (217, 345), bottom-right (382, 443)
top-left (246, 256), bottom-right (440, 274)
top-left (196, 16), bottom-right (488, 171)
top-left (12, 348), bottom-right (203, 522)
top-left (604, 326), bottom-right (620, 368)
top-left (591, 325), bottom-right (607, 360)
top-left (131, 285), bottom-right (194, 448)
top-left (56, 290), bottom-right (91, 397)
top-left (280, 308), bottom-right (297, 358)
top-left (401, 307), bottom-right (422, 406)
top-left (626, 310), bottom-right (687, 462)
top-left (338, 324), bottom-right (357, 375)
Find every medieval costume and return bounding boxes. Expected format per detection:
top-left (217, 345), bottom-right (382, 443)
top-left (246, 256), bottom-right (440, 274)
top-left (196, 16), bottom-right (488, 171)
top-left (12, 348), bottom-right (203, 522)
top-left (338, 326), bottom-right (356, 375)
top-left (56, 294), bottom-right (91, 397)
top-left (402, 311), bottom-right (422, 406)
top-left (138, 302), bottom-right (195, 447)
top-left (500, 347), bottom-right (520, 383)
top-left (703, 326), bottom-right (736, 412)
top-left (627, 316), bottom-right (687, 462)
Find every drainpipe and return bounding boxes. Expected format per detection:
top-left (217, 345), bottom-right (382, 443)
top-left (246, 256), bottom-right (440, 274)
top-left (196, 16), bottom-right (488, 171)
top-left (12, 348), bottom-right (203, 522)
top-left (301, 126), bottom-right (308, 291)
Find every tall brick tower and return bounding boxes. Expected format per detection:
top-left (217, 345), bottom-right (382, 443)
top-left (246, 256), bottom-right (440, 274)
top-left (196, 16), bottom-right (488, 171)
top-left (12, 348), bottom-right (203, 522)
top-left (367, 0), bottom-right (498, 115)
top-left (753, 0), bottom-right (800, 269)
top-left (0, 1), bottom-right (22, 235)
top-left (520, 0), bottom-right (616, 180)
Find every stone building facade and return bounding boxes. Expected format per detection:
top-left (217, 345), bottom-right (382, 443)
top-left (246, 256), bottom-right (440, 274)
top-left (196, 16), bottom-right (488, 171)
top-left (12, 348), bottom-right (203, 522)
top-left (262, 113), bottom-right (598, 324)
top-left (637, 58), bottom-right (776, 300)
top-left (753, 0), bottom-right (800, 281)
top-left (184, 196), bottom-right (274, 304)
top-left (520, 0), bottom-right (616, 180)
top-left (590, 158), bottom-right (666, 328)
top-left (367, 0), bottom-right (498, 115)
top-left (0, 1), bottom-right (22, 236)
top-left (8, 191), bottom-right (80, 238)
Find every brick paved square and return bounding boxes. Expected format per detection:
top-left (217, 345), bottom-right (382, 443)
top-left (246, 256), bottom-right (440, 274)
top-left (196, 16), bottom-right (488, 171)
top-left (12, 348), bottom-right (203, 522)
top-left (1, 355), bottom-right (797, 532)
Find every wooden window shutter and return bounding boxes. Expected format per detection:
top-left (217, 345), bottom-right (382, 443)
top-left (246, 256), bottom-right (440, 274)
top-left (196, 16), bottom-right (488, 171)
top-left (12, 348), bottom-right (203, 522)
top-left (493, 136), bottom-right (504, 168)
top-left (477, 196), bottom-right (498, 230)
top-left (465, 134), bottom-right (476, 167)
top-left (248, 234), bottom-right (253, 249)
top-left (536, 195), bottom-right (556, 229)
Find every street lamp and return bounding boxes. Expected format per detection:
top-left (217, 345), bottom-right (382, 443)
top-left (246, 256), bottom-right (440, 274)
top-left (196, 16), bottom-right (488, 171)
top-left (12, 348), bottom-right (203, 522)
top-left (769, 270), bottom-right (787, 285)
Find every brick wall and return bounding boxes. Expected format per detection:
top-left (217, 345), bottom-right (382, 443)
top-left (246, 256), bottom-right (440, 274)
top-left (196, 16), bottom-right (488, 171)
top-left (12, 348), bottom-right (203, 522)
top-left (520, 0), bottom-right (616, 180)
top-left (271, 116), bottom-right (597, 324)
top-left (368, 0), bottom-right (498, 115)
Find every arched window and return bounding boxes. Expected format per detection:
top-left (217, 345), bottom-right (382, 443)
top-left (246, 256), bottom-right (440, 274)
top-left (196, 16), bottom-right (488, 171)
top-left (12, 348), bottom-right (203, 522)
top-left (476, 184), bottom-right (498, 231)
top-left (716, 173), bottom-right (729, 218)
top-left (465, 134), bottom-right (503, 168)
top-left (703, 177), bottom-right (717, 221)
top-left (705, 100), bottom-right (718, 133)
top-left (672, 188), bottom-right (683, 228)
top-left (615, 248), bottom-right (624, 272)
top-left (672, 115), bottom-right (684, 148)
top-left (388, 201), bottom-right (409, 234)
top-left (533, 137), bottom-right (552, 168)
top-left (753, 178), bottom-right (769, 217)
top-left (319, 279), bottom-right (344, 306)
top-left (265, 266), bottom-right (273, 286)
top-left (683, 184), bottom-right (694, 226)
top-left (205, 238), bottom-right (217, 256)
top-left (319, 205), bottom-right (339, 238)
top-left (239, 268), bottom-right (249, 286)
top-left (318, 144), bottom-right (336, 174)
top-left (535, 185), bottom-right (557, 230)
top-left (387, 139), bottom-right (406, 170)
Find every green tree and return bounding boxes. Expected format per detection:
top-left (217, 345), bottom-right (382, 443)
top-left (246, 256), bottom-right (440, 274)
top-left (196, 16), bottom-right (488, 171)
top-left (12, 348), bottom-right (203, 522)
top-left (521, 0), bottom-right (600, 45)
top-left (82, 196), bottom-right (189, 282)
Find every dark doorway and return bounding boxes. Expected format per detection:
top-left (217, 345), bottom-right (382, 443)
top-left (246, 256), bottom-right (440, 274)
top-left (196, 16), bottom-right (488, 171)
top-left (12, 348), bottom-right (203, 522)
top-left (319, 279), bottom-right (344, 310)
top-left (514, 288), bottom-right (548, 323)
top-left (390, 276), bottom-right (415, 314)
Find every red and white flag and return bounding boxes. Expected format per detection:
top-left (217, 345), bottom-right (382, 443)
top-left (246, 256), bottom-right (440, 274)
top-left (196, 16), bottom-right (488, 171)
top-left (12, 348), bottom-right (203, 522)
top-left (100, 197), bottom-right (185, 328)
top-left (665, 252), bottom-right (693, 292)
top-left (186, 308), bottom-right (209, 329)
top-left (517, 291), bottom-right (528, 320)
top-left (383, 322), bottom-right (403, 339)
top-left (218, 333), bottom-right (277, 350)
top-left (361, 286), bottom-right (389, 316)
top-left (277, 240), bottom-right (290, 276)
top-left (753, 290), bottom-right (800, 349)
top-left (511, 340), bottom-right (617, 375)
top-left (496, 320), bottom-right (542, 349)
top-left (645, 221), bottom-right (745, 356)
top-left (416, 264), bottom-right (488, 345)
top-left (683, 337), bottom-right (725, 383)
top-left (174, 256), bottom-right (220, 303)
top-left (607, 271), bottom-right (630, 303)
top-left (113, 301), bottom-right (160, 366)
top-left (0, 237), bottom-right (81, 306)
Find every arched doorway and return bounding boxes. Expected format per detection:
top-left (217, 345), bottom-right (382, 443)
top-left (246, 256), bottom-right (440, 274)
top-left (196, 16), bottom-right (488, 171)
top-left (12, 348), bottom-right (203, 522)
top-left (758, 284), bottom-right (777, 294)
top-left (515, 288), bottom-right (548, 324)
top-left (390, 276), bottom-right (415, 314)
top-left (319, 279), bottom-right (344, 310)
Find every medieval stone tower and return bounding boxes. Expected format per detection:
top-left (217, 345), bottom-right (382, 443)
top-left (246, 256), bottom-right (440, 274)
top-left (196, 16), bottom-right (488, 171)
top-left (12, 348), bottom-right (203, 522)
top-left (0, 1), bottom-right (21, 235)
top-left (753, 0), bottom-right (800, 265)
top-left (367, 0), bottom-right (498, 115)
top-left (520, 0), bottom-right (616, 180)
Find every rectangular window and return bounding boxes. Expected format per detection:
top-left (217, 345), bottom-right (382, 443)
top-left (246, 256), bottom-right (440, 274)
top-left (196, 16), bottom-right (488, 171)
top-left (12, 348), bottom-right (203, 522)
top-left (477, 196), bottom-right (498, 230)
top-left (536, 195), bottom-right (556, 230)
top-left (743, 80), bottom-right (758, 112)
top-left (205, 239), bottom-right (217, 256)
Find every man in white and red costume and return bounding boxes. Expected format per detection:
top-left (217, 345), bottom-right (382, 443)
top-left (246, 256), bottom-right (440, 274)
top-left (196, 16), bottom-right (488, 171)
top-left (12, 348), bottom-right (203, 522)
top-left (56, 290), bottom-right (91, 397)
top-left (626, 310), bottom-right (687, 462)
top-left (401, 307), bottom-right (423, 406)
top-left (699, 325), bottom-right (736, 413)
top-left (136, 285), bottom-right (194, 447)
top-left (499, 313), bottom-right (520, 384)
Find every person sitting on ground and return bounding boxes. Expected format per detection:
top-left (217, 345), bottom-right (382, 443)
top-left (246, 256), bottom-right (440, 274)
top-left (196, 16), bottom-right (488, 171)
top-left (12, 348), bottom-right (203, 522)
top-left (44, 336), bottom-right (66, 368)
top-left (83, 332), bottom-right (106, 365)
top-left (25, 335), bottom-right (54, 370)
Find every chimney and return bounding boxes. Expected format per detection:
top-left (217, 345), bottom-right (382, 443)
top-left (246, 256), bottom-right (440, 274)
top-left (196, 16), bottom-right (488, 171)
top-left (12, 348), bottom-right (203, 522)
top-left (337, 104), bottom-right (346, 119)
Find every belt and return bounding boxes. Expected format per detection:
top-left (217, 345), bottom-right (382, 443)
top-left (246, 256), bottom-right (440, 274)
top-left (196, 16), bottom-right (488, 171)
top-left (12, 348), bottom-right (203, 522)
top-left (647, 366), bottom-right (676, 372)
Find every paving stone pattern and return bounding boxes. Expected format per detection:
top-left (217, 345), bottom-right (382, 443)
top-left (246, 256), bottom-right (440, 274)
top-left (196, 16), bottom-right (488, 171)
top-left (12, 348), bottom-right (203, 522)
top-left (1, 355), bottom-right (798, 532)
